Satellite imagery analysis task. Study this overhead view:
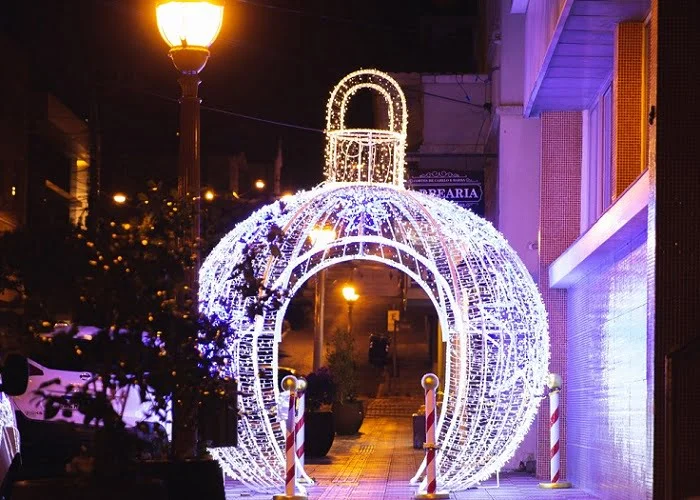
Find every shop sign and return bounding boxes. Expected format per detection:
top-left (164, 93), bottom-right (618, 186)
top-left (408, 170), bottom-right (484, 215)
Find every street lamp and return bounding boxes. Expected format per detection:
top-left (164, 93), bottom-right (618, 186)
top-left (341, 284), bottom-right (359, 335)
top-left (113, 193), bottom-right (127, 204)
top-left (309, 227), bottom-right (336, 371)
top-left (254, 179), bottom-right (266, 190)
top-left (156, 0), bottom-right (224, 272)
top-left (156, 0), bottom-right (223, 461)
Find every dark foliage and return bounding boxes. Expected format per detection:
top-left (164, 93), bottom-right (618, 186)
top-left (304, 367), bottom-right (336, 412)
top-left (0, 180), bottom-right (288, 465)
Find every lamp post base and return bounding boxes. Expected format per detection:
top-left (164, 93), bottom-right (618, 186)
top-left (414, 492), bottom-right (450, 499)
top-left (272, 494), bottom-right (308, 499)
top-left (539, 481), bottom-right (572, 489)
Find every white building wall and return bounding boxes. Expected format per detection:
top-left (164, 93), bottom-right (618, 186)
top-left (495, 0), bottom-right (542, 471)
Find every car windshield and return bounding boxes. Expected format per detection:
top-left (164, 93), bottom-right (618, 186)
top-left (28, 336), bottom-right (94, 372)
top-left (27, 326), bottom-right (153, 372)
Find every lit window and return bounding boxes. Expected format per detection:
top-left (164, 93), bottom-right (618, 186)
top-left (581, 84), bottom-right (613, 232)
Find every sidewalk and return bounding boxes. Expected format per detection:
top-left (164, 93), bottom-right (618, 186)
top-left (223, 413), bottom-right (594, 500)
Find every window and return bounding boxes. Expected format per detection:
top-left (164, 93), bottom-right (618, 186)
top-left (581, 83), bottom-right (613, 232)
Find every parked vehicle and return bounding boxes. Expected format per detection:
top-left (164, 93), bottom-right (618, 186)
top-left (0, 353), bottom-right (29, 499)
top-left (10, 326), bottom-right (171, 478)
top-left (13, 357), bottom-right (170, 435)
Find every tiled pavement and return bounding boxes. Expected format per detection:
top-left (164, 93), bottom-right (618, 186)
top-left (223, 414), bottom-right (595, 500)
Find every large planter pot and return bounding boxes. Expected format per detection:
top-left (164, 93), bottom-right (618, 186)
top-left (332, 400), bottom-right (365, 435)
top-left (138, 457), bottom-right (225, 500)
top-left (11, 476), bottom-right (167, 500)
top-left (304, 410), bottom-right (335, 458)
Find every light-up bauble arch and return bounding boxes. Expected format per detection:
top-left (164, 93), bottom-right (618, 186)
top-left (199, 69), bottom-right (549, 494)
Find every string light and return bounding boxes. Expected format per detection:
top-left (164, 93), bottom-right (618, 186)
top-left (200, 70), bottom-right (549, 494)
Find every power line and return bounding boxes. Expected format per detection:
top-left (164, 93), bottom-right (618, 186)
top-left (232, 0), bottom-right (417, 34)
top-left (137, 88), bottom-right (324, 133)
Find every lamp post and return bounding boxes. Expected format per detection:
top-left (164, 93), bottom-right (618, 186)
top-left (156, 0), bottom-right (224, 460)
top-left (157, 0), bottom-right (224, 277)
top-left (309, 228), bottom-right (336, 371)
top-left (341, 285), bottom-right (359, 336)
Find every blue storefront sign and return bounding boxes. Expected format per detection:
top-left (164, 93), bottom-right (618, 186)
top-left (408, 170), bottom-right (484, 216)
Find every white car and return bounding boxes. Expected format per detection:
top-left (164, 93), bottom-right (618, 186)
top-left (13, 358), bottom-right (171, 438)
top-left (0, 353), bottom-right (28, 497)
top-left (12, 326), bottom-right (171, 438)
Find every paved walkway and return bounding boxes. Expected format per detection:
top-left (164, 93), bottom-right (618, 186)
top-left (223, 414), bottom-right (594, 500)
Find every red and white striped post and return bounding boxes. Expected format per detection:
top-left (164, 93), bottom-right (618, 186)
top-left (415, 373), bottom-right (449, 499)
top-left (274, 375), bottom-right (308, 500)
top-left (539, 373), bottom-right (572, 489)
top-left (294, 377), bottom-right (309, 481)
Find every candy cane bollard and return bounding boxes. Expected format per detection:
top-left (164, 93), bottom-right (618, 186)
top-left (415, 373), bottom-right (449, 499)
top-left (273, 376), bottom-right (308, 500)
top-left (295, 377), bottom-right (313, 484)
top-left (539, 373), bottom-right (572, 489)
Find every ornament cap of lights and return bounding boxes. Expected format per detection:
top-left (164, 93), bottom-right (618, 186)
top-left (201, 69), bottom-right (550, 494)
top-left (325, 69), bottom-right (407, 186)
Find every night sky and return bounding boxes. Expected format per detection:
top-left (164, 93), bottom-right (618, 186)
top-left (1, 0), bottom-right (480, 195)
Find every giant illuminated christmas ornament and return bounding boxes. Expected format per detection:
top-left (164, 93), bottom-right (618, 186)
top-left (199, 69), bottom-right (549, 493)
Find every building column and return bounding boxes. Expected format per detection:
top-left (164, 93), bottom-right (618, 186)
top-left (536, 111), bottom-right (582, 480)
top-left (652, 0), bottom-right (700, 497)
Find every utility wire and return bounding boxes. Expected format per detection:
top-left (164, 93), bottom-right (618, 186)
top-left (137, 89), bottom-right (324, 133)
top-left (231, 0), bottom-right (417, 33)
top-left (87, 0), bottom-right (490, 129)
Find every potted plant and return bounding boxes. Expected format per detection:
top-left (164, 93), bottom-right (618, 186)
top-left (327, 329), bottom-right (365, 435)
top-left (302, 367), bottom-right (335, 458)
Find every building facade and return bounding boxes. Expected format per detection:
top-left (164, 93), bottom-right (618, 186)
top-left (0, 35), bottom-right (91, 232)
top-left (379, 73), bottom-right (497, 224)
top-left (490, 0), bottom-right (699, 498)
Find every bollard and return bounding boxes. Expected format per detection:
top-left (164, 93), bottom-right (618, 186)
top-left (415, 373), bottom-right (449, 499)
top-left (539, 373), bottom-right (572, 489)
top-left (294, 378), bottom-right (313, 484)
top-left (273, 375), bottom-right (308, 500)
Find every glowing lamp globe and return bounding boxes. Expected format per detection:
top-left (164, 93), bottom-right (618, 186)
top-left (341, 285), bottom-right (359, 303)
top-left (156, 0), bottom-right (224, 48)
top-left (156, 0), bottom-right (224, 74)
top-left (309, 227), bottom-right (336, 247)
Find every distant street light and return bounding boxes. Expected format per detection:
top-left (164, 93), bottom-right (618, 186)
top-left (204, 189), bottom-right (215, 201)
top-left (309, 227), bottom-right (336, 371)
top-left (113, 193), bottom-right (127, 204)
top-left (156, 0), bottom-right (224, 272)
top-left (156, 0), bottom-right (224, 461)
top-left (255, 179), bottom-right (266, 190)
top-left (341, 284), bottom-right (359, 335)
